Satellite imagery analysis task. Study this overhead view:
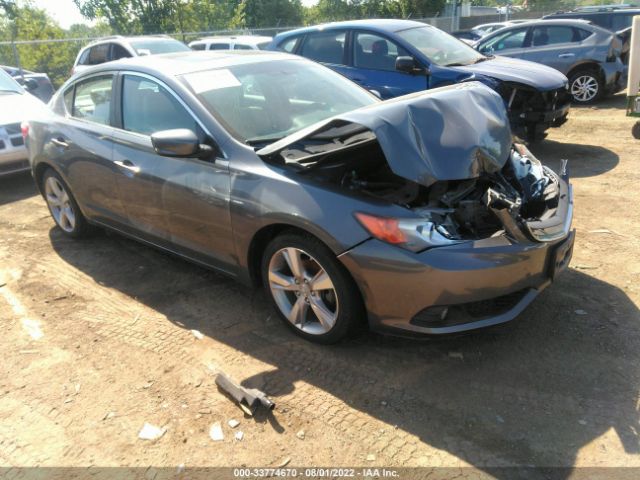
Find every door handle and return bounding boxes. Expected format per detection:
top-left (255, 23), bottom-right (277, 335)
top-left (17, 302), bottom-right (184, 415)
top-left (558, 53), bottom-right (575, 58)
top-left (51, 137), bottom-right (69, 148)
top-left (114, 159), bottom-right (140, 173)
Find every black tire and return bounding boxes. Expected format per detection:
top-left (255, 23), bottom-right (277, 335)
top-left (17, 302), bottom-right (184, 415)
top-left (42, 168), bottom-right (90, 238)
top-left (261, 232), bottom-right (365, 344)
top-left (632, 121), bottom-right (640, 140)
top-left (568, 69), bottom-right (603, 104)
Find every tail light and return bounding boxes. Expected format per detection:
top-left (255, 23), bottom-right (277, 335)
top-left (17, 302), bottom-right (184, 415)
top-left (21, 122), bottom-right (29, 141)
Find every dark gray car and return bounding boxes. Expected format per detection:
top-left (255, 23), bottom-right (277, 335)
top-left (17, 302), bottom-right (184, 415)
top-left (475, 19), bottom-right (626, 103)
top-left (25, 51), bottom-right (574, 343)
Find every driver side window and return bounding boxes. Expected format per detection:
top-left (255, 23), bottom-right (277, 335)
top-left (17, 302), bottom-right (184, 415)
top-left (121, 75), bottom-right (197, 136)
top-left (353, 32), bottom-right (410, 72)
top-left (480, 28), bottom-right (528, 53)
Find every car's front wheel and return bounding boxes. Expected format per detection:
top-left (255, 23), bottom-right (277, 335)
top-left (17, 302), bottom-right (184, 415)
top-left (261, 232), bottom-right (364, 343)
top-left (42, 168), bottom-right (89, 238)
top-left (569, 70), bottom-right (602, 104)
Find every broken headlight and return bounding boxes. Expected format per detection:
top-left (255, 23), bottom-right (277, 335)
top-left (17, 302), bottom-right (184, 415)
top-left (354, 212), bottom-right (460, 252)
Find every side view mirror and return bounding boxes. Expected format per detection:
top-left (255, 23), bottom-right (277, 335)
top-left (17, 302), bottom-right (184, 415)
top-left (395, 56), bottom-right (428, 75)
top-left (151, 129), bottom-right (212, 158)
top-left (23, 78), bottom-right (38, 91)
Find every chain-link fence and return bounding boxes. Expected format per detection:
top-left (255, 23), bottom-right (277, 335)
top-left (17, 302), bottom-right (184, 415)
top-left (0, 10), bottom-right (551, 90)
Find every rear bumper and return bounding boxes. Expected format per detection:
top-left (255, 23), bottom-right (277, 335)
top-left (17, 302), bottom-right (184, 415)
top-left (339, 180), bottom-right (574, 336)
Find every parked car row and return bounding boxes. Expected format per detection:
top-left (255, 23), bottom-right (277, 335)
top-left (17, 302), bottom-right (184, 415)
top-left (267, 19), bottom-right (572, 141)
top-left (0, 69), bottom-right (49, 176)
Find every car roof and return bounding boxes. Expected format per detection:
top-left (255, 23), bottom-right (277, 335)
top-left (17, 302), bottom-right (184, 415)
top-left (191, 35), bottom-right (272, 44)
top-left (82, 35), bottom-right (181, 49)
top-left (76, 50), bottom-right (300, 78)
top-left (486, 18), bottom-right (596, 29)
top-left (549, 8), bottom-right (640, 14)
top-left (276, 19), bottom-right (429, 37)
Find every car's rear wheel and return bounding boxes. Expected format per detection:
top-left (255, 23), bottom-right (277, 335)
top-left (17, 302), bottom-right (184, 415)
top-left (569, 70), bottom-right (602, 104)
top-left (261, 232), bottom-right (364, 343)
top-left (43, 169), bottom-right (89, 238)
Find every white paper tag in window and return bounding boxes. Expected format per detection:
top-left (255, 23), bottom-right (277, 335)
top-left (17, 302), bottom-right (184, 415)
top-left (185, 69), bottom-right (241, 94)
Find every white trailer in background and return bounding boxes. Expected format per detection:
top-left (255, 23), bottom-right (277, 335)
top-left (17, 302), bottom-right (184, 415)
top-left (627, 15), bottom-right (640, 138)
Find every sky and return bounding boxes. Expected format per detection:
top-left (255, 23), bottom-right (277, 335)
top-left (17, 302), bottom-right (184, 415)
top-left (33, 0), bottom-right (320, 30)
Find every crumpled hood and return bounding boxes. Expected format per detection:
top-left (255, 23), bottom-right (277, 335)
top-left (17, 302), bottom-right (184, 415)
top-left (259, 81), bottom-right (512, 188)
top-left (0, 92), bottom-right (48, 125)
top-left (452, 55), bottom-right (568, 91)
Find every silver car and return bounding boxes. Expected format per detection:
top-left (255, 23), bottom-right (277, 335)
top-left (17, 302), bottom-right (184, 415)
top-left (0, 69), bottom-right (48, 176)
top-left (475, 19), bottom-right (626, 103)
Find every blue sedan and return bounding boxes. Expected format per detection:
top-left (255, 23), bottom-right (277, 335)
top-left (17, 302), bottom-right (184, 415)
top-left (269, 19), bottom-right (572, 141)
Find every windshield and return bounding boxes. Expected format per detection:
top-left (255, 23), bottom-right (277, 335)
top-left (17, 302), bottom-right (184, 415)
top-left (129, 39), bottom-right (191, 56)
top-left (0, 69), bottom-right (23, 93)
top-left (396, 26), bottom-right (485, 67)
top-left (182, 59), bottom-right (377, 144)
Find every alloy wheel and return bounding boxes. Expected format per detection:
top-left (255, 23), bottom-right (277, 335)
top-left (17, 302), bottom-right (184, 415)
top-left (570, 75), bottom-right (599, 103)
top-left (45, 176), bottom-right (76, 233)
top-left (268, 247), bottom-right (339, 335)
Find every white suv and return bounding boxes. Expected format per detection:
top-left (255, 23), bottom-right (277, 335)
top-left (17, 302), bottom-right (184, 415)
top-left (188, 35), bottom-right (272, 51)
top-left (72, 35), bottom-right (190, 75)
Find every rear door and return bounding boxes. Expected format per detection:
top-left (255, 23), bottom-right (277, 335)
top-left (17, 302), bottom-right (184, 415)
top-left (297, 29), bottom-right (354, 80)
top-left (346, 30), bottom-right (428, 98)
top-left (111, 73), bottom-right (235, 270)
top-left (48, 73), bottom-right (126, 226)
top-left (521, 26), bottom-right (586, 74)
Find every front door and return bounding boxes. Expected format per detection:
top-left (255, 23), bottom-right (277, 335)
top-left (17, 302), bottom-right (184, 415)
top-left (345, 31), bottom-right (428, 99)
top-left (111, 73), bottom-right (235, 271)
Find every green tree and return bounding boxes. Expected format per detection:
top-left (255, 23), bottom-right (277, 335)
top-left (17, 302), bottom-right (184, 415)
top-left (0, 3), bottom-right (78, 87)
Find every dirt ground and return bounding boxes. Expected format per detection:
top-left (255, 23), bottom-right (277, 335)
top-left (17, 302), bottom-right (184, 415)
top-left (1, 93), bottom-right (639, 478)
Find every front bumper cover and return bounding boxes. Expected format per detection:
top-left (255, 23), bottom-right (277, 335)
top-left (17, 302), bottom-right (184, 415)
top-left (339, 179), bottom-right (574, 336)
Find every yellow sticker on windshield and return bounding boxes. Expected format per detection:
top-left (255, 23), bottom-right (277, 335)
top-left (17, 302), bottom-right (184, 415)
top-left (184, 69), bottom-right (241, 94)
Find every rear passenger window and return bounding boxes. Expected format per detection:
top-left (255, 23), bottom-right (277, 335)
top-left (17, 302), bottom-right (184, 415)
top-left (300, 31), bottom-right (346, 65)
top-left (191, 43), bottom-right (206, 51)
top-left (72, 75), bottom-right (113, 125)
top-left (575, 28), bottom-right (593, 41)
top-left (278, 36), bottom-right (301, 53)
top-left (353, 32), bottom-right (409, 72)
top-left (87, 44), bottom-right (110, 65)
top-left (209, 43), bottom-right (230, 50)
top-left (121, 75), bottom-right (197, 136)
top-left (234, 44), bottom-right (253, 50)
top-left (111, 44), bottom-right (131, 60)
top-left (531, 26), bottom-right (576, 46)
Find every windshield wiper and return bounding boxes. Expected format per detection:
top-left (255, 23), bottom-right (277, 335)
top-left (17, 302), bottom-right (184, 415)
top-left (474, 56), bottom-right (493, 63)
top-left (246, 136), bottom-right (284, 147)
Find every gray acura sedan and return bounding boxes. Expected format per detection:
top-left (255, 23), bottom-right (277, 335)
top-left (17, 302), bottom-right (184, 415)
top-left (25, 51), bottom-right (574, 343)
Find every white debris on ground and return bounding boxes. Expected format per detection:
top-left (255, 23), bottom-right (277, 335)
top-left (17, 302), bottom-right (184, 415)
top-left (209, 422), bottom-right (224, 441)
top-left (191, 329), bottom-right (204, 340)
top-left (228, 419), bottom-right (240, 428)
top-left (138, 423), bottom-right (166, 441)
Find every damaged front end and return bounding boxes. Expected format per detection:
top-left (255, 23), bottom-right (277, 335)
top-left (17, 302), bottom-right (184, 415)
top-left (258, 82), bottom-right (573, 252)
top-left (497, 82), bottom-right (572, 142)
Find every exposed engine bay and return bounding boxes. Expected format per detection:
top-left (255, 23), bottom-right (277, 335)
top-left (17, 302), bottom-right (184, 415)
top-left (264, 129), bottom-right (567, 245)
top-left (258, 82), bottom-right (571, 247)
